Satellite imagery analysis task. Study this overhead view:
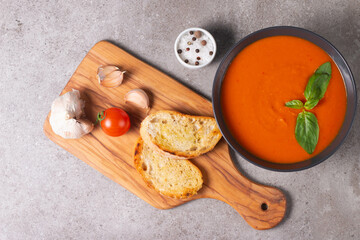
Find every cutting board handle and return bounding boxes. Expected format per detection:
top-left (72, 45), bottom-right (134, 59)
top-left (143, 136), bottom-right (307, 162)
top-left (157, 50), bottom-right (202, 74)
top-left (197, 142), bottom-right (287, 230)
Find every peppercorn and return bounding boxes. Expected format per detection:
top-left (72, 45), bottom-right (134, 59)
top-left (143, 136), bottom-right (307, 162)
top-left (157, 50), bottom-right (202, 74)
top-left (197, 56), bottom-right (201, 60)
top-left (195, 61), bottom-right (199, 65)
top-left (177, 49), bottom-right (182, 54)
top-left (195, 49), bottom-right (199, 53)
top-left (194, 31), bottom-right (202, 38)
top-left (186, 47), bottom-right (190, 51)
top-left (209, 51), bottom-right (213, 55)
top-left (190, 31), bottom-right (194, 35)
top-left (184, 59), bottom-right (189, 63)
top-left (192, 37), bottom-right (196, 41)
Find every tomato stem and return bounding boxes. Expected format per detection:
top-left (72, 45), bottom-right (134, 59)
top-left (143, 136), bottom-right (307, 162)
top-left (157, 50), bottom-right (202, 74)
top-left (95, 111), bottom-right (106, 125)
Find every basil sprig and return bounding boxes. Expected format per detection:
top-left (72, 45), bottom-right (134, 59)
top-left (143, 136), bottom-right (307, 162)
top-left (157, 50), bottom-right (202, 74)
top-left (285, 62), bottom-right (331, 154)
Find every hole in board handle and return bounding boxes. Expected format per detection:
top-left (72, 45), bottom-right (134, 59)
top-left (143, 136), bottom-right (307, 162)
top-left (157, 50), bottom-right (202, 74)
top-left (261, 203), bottom-right (268, 211)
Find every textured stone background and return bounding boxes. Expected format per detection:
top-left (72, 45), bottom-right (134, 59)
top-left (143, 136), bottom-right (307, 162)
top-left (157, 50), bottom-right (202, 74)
top-left (1, 0), bottom-right (359, 239)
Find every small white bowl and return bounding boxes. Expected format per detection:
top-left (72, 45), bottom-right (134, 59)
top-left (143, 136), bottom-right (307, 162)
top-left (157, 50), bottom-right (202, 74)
top-left (174, 27), bottom-right (217, 69)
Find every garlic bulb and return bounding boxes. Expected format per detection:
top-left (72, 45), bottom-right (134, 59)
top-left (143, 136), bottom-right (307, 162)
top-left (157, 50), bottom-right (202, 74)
top-left (49, 89), bottom-right (94, 139)
top-left (97, 65), bottom-right (125, 88)
top-left (124, 89), bottom-right (150, 111)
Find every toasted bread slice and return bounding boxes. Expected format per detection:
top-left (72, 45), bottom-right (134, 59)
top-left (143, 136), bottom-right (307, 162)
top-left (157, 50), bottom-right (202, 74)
top-left (140, 110), bottom-right (222, 159)
top-left (134, 137), bottom-right (203, 199)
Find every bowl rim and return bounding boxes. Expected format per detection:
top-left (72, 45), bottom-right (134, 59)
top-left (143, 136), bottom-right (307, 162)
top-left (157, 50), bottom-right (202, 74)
top-left (174, 27), bottom-right (217, 69)
top-left (212, 26), bottom-right (357, 172)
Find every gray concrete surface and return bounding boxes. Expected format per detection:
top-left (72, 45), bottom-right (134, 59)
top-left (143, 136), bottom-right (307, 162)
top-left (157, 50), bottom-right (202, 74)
top-left (1, 0), bottom-right (359, 239)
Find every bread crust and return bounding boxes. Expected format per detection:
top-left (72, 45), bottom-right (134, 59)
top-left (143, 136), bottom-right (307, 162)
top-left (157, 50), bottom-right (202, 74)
top-left (140, 110), bottom-right (222, 159)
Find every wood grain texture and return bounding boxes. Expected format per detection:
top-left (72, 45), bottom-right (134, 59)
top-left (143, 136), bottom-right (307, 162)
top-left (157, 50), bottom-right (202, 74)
top-left (43, 41), bottom-right (286, 230)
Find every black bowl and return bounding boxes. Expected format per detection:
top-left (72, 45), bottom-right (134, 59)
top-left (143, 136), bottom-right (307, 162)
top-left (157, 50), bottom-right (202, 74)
top-left (212, 26), bottom-right (357, 172)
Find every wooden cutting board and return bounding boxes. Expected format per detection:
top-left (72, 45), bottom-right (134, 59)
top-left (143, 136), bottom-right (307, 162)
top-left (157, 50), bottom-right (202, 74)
top-left (43, 41), bottom-right (286, 230)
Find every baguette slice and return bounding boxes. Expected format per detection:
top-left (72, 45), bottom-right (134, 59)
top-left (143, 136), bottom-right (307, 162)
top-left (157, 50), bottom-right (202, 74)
top-left (140, 110), bottom-right (222, 159)
top-left (134, 138), bottom-right (203, 199)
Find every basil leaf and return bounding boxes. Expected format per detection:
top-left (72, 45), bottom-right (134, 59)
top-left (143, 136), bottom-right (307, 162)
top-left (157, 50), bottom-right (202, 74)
top-left (285, 100), bottom-right (304, 109)
top-left (295, 111), bottom-right (319, 154)
top-left (304, 99), bottom-right (319, 110)
top-left (315, 61), bottom-right (332, 75)
top-left (304, 62), bottom-right (332, 103)
top-left (304, 73), bottom-right (331, 101)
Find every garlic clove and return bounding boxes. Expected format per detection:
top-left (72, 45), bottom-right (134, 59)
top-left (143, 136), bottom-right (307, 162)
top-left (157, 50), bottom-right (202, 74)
top-left (97, 65), bottom-right (119, 80)
top-left (97, 65), bottom-right (125, 88)
top-left (124, 89), bottom-right (150, 111)
top-left (100, 71), bottom-right (125, 88)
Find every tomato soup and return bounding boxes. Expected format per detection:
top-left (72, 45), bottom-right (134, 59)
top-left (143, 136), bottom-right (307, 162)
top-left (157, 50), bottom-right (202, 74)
top-left (221, 36), bottom-right (347, 163)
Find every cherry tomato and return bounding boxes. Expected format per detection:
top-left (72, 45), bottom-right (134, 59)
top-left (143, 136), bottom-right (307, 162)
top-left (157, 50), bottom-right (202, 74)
top-left (96, 107), bottom-right (130, 137)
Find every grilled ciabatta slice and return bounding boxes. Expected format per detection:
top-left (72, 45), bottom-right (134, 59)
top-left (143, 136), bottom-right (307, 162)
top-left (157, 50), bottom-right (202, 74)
top-left (134, 138), bottom-right (203, 199)
top-left (140, 110), bottom-right (222, 159)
